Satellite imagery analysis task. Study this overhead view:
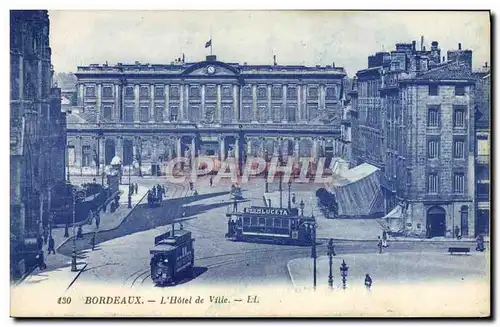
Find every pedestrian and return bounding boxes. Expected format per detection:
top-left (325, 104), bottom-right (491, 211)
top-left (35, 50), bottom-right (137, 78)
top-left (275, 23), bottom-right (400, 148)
top-left (382, 230), bottom-right (388, 247)
top-left (476, 234), bottom-right (485, 252)
top-left (189, 182), bottom-right (193, 191)
top-left (95, 212), bottom-right (100, 229)
top-left (37, 250), bottom-right (47, 270)
top-left (37, 235), bottom-right (44, 251)
top-left (91, 232), bottom-right (96, 251)
top-left (364, 274), bottom-right (373, 289)
top-left (135, 183), bottom-right (138, 194)
top-left (152, 186), bottom-right (157, 198)
top-left (454, 225), bottom-right (461, 240)
top-left (377, 236), bottom-right (383, 254)
top-left (77, 225), bottom-right (83, 239)
top-left (209, 176), bottom-right (213, 187)
top-left (193, 189), bottom-right (198, 196)
top-left (47, 236), bottom-right (56, 255)
top-left (43, 227), bottom-right (49, 245)
top-left (292, 193), bottom-right (296, 204)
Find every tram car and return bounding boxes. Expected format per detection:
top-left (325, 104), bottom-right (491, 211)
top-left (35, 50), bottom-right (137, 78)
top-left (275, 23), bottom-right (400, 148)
top-left (150, 227), bottom-right (195, 286)
top-left (226, 206), bottom-right (315, 245)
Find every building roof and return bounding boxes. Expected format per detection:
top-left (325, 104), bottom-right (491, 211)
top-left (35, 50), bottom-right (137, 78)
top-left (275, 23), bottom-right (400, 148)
top-left (413, 60), bottom-right (474, 81)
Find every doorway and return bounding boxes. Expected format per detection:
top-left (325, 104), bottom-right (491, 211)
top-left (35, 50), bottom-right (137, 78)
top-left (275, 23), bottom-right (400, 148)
top-left (460, 206), bottom-right (469, 237)
top-left (426, 206), bottom-right (446, 238)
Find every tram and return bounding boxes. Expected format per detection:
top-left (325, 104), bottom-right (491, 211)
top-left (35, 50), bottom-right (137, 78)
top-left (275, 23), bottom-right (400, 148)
top-left (225, 206), bottom-right (315, 245)
top-left (150, 224), bottom-right (195, 286)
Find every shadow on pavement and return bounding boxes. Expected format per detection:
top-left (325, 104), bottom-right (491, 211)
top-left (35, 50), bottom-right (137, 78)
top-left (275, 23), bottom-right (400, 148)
top-left (58, 191), bottom-right (230, 257)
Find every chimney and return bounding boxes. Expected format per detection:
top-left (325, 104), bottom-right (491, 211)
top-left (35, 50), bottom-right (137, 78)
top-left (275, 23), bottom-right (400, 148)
top-left (332, 62), bottom-right (335, 67)
top-left (273, 55), bottom-right (277, 66)
top-left (420, 36), bottom-right (424, 51)
top-left (485, 62), bottom-right (488, 68)
top-left (458, 43), bottom-right (462, 50)
top-left (412, 40), bottom-right (416, 51)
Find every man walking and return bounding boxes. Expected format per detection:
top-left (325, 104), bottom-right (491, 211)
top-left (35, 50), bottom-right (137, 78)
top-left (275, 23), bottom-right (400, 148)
top-left (95, 212), bottom-right (100, 229)
top-left (382, 230), bottom-right (388, 247)
top-left (377, 236), bottom-right (383, 254)
top-left (47, 236), bottom-right (56, 255)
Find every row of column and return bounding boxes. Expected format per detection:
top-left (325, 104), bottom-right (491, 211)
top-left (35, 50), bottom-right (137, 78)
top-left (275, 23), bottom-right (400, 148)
top-left (80, 83), bottom-right (331, 124)
top-left (244, 137), bottom-right (324, 159)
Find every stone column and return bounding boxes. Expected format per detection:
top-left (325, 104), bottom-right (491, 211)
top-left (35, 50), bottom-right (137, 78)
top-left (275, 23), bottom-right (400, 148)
top-left (283, 84), bottom-right (288, 123)
top-left (164, 84), bottom-right (170, 122)
top-left (191, 136), bottom-right (196, 158)
top-left (297, 84), bottom-right (302, 123)
top-left (252, 84), bottom-right (257, 123)
top-left (75, 136), bottom-right (83, 168)
top-left (116, 136), bottom-right (124, 160)
top-left (184, 84), bottom-right (189, 122)
top-left (134, 84), bottom-right (140, 122)
top-left (246, 137), bottom-right (252, 157)
top-left (179, 84), bottom-right (185, 121)
top-left (302, 84), bottom-right (307, 121)
top-left (176, 136), bottom-right (182, 160)
top-left (294, 137), bottom-right (300, 158)
top-left (234, 136), bottom-right (240, 166)
top-left (216, 84), bottom-right (222, 123)
top-left (312, 137), bottom-right (318, 160)
top-left (219, 136), bottom-right (226, 161)
top-left (233, 84), bottom-right (240, 122)
top-left (201, 84), bottom-right (206, 122)
top-left (78, 83), bottom-right (84, 107)
top-left (96, 83), bottom-right (102, 123)
top-left (320, 84), bottom-right (325, 110)
top-left (267, 84), bottom-right (272, 123)
top-left (149, 84), bottom-right (155, 122)
top-left (98, 136), bottom-right (105, 168)
top-left (114, 84), bottom-right (120, 121)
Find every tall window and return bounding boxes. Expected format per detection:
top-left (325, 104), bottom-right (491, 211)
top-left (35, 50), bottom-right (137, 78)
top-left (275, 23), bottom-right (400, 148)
top-left (170, 86), bottom-right (180, 99)
top-left (139, 86), bottom-right (149, 99)
top-left (82, 145), bottom-right (92, 167)
top-left (125, 86), bottom-right (134, 99)
top-left (271, 86), bottom-right (282, 99)
top-left (123, 139), bottom-right (133, 165)
top-left (102, 86), bottom-right (113, 98)
top-left (189, 86), bottom-right (200, 98)
top-left (287, 86), bottom-right (297, 99)
top-left (427, 139), bottom-right (440, 159)
top-left (288, 106), bottom-right (296, 122)
top-left (124, 106), bottom-right (134, 122)
top-left (154, 106), bottom-right (163, 122)
top-left (222, 86), bottom-right (232, 99)
top-left (67, 145), bottom-right (75, 166)
top-left (273, 106), bottom-right (282, 122)
top-left (326, 86), bottom-right (337, 99)
top-left (242, 86), bottom-right (252, 98)
top-left (170, 106), bottom-right (178, 121)
top-left (427, 173), bottom-right (439, 194)
top-left (453, 106), bottom-right (466, 127)
top-left (206, 85), bottom-right (216, 99)
top-left (257, 87), bottom-right (267, 100)
top-left (155, 86), bottom-right (164, 98)
top-left (453, 172), bottom-right (465, 193)
top-left (455, 85), bottom-right (465, 96)
top-left (428, 85), bottom-right (439, 96)
top-left (103, 105), bottom-right (112, 120)
top-left (453, 138), bottom-right (465, 159)
top-left (427, 106), bottom-right (440, 127)
top-left (308, 86), bottom-right (318, 99)
top-left (140, 106), bottom-right (149, 122)
top-left (85, 86), bottom-right (95, 97)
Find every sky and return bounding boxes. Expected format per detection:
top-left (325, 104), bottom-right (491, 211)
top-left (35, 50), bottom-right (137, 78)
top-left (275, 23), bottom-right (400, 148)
top-left (48, 10), bottom-right (490, 77)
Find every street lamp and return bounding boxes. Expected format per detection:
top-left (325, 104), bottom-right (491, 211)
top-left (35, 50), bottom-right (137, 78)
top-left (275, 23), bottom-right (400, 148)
top-left (71, 188), bottom-right (85, 272)
top-left (287, 179), bottom-right (292, 210)
top-left (327, 238), bottom-right (335, 290)
top-left (340, 259), bottom-right (349, 290)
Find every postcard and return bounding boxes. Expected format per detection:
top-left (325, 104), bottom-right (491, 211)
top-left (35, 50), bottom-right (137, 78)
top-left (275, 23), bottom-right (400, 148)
top-left (9, 10), bottom-right (490, 317)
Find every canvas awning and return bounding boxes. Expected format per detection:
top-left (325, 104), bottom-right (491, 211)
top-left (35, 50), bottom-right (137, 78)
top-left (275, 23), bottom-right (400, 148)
top-left (381, 205), bottom-right (404, 232)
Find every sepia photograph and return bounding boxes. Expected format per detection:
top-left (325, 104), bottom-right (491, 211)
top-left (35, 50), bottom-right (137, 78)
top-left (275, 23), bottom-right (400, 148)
top-left (8, 8), bottom-right (491, 318)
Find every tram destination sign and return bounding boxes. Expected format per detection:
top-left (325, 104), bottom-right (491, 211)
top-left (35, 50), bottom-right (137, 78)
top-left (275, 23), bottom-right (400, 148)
top-left (243, 207), bottom-right (290, 216)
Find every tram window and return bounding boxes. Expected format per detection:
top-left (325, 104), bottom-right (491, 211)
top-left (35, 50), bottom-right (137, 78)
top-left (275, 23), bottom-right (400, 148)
top-left (258, 218), bottom-right (266, 227)
top-left (266, 218), bottom-right (273, 227)
top-left (282, 219), bottom-right (289, 228)
top-left (274, 218), bottom-right (282, 228)
top-left (251, 217), bottom-right (258, 226)
top-left (243, 217), bottom-right (250, 226)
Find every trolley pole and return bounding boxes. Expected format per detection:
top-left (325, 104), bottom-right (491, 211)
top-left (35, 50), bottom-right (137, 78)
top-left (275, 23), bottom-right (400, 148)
top-left (327, 238), bottom-right (335, 290)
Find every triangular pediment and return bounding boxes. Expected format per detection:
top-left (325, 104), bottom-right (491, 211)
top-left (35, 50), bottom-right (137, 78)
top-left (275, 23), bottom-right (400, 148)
top-left (182, 61), bottom-right (240, 77)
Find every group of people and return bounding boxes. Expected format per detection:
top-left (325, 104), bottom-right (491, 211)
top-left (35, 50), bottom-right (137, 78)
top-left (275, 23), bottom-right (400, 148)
top-left (147, 184), bottom-right (167, 205)
top-left (129, 183), bottom-right (139, 196)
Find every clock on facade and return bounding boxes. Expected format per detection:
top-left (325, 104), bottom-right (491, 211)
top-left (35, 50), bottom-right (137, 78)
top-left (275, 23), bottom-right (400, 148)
top-left (207, 66), bottom-right (216, 74)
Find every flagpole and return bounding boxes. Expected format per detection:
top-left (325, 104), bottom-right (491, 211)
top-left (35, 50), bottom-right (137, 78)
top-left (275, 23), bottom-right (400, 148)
top-left (210, 27), bottom-right (213, 56)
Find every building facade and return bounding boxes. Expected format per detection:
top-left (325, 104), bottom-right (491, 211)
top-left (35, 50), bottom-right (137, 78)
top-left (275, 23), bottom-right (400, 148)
top-left (473, 65), bottom-right (490, 236)
top-left (67, 55), bottom-right (346, 176)
top-left (10, 10), bottom-right (64, 277)
top-left (351, 41), bottom-right (477, 238)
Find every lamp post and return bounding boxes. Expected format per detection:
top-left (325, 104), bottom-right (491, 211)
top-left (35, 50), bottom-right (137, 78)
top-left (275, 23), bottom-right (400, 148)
top-left (327, 238), bottom-right (335, 290)
top-left (71, 188), bottom-right (78, 272)
top-left (287, 179), bottom-right (292, 210)
top-left (310, 214), bottom-right (317, 290)
top-left (340, 259), bottom-right (349, 290)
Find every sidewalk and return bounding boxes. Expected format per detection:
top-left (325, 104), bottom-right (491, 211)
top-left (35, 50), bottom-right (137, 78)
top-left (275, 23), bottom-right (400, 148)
top-left (15, 184), bottom-right (149, 290)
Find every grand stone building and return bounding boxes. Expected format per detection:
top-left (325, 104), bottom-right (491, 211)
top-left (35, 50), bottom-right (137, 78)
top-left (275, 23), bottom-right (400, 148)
top-left (67, 55), bottom-right (346, 176)
top-left (350, 41), bottom-right (478, 238)
top-left (10, 10), bottom-right (64, 277)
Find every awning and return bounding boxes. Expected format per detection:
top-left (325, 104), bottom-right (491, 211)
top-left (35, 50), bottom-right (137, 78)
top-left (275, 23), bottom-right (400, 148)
top-left (381, 205), bottom-right (404, 233)
top-left (383, 205), bottom-right (403, 220)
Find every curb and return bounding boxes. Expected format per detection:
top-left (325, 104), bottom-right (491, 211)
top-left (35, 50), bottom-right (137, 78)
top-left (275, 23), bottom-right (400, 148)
top-left (66, 263), bottom-right (88, 292)
top-left (56, 189), bottom-right (149, 251)
top-left (286, 260), bottom-right (298, 287)
top-left (317, 237), bottom-right (489, 244)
